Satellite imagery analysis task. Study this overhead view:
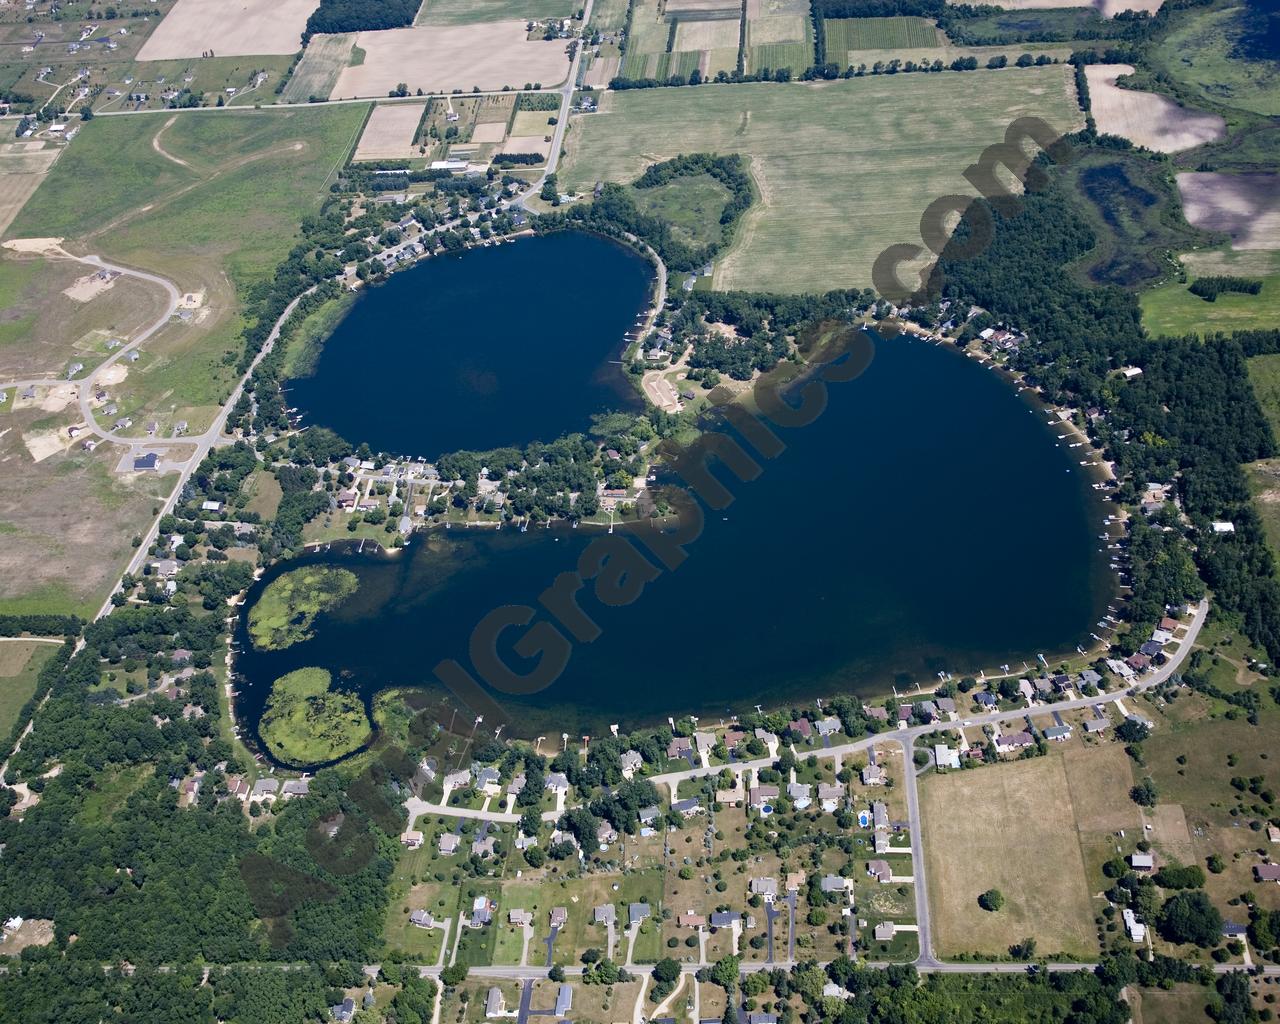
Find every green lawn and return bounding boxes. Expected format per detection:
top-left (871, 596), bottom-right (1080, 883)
top-left (0, 641), bottom-right (56, 738)
top-left (1247, 352), bottom-right (1280, 441)
top-left (560, 68), bottom-right (1082, 293)
top-left (1143, 250), bottom-right (1280, 338)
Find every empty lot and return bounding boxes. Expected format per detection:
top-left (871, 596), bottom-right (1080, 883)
top-left (560, 68), bottom-right (1082, 293)
top-left (137, 0), bottom-right (318, 60)
top-left (0, 143), bottom-right (62, 238)
top-left (331, 24), bottom-right (569, 97)
top-left (920, 743), bottom-right (1136, 959)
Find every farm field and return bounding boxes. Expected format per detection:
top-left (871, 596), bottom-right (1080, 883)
top-left (1150, 1), bottom-right (1280, 116)
top-left (1143, 250), bottom-right (1280, 337)
top-left (0, 143), bottom-right (62, 237)
top-left (137, 0), bottom-right (317, 61)
top-left (919, 742), bottom-right (1137, 959)
top-left (281, 32), bottom-right (359, 103)
top-left (0, 641), bottom-right (57, 738)
top-left (560, 68), bottom-right (1082, 292)
top-left (330, 25), bottom-right (570, 97)
top-left (354, 102), bottom-right (429, 160)
top-left (1084, 65), bottom-right (1224, 153)
top-left (744, 0), bottom-right (812, 72)
top-left (948, 0), bottom-right (1163, 11)
top-left (824, 16), bottom-right (939, 52)
top-left (416, 0), bottom-right (577, 26)
top-left (1176, 172), bottom-right (1280, 251)
top-left (621, 0), bottom-right (742, 80)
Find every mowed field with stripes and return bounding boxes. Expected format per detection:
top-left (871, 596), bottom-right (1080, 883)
top-left (560, 66), bottom-right (1082, 293)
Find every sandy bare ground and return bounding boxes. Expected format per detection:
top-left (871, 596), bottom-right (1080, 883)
top-left (354, 101), bottom-right (429, 160)
top-left (1177, 172), bottom-right (1280, 250)
top-left (1, 237), bottom-right (64, 254)
top-left (138, 0), bottom-right (319, 60)
top-left (331, 23), bottom-right (570, 97)
top-left (0, 144), bottom-right (61, 238)
top-left (151, 116), bottom-right (192, 168)
top-left (62, 270), bottom-right (119, 302)
top-left (1085, 65), bottom-right (1223, 152)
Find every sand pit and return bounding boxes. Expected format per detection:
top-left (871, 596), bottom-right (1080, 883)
top-left (1085, 65), bottom-right (1224, 152)
top-left (354, 102), bottom-right (429, 160)
top-left (62, 270), bottom-right (119, 302)
top-left (24, 430), bottom-right (71, 462)
top-left (137, 0), bottom-right (320, 60)
top-left (331, 23), bottom-right (570, 97)
top-left (1177, 172), bottom-right (1280, 250)
top-left (2, 237), bottom-right (65, 255)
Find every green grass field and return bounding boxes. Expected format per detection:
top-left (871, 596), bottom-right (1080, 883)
top-left (824, 16), bottom-right (939, 52)
top-left (1151, 1), bottom-right (1280, 116)
top-left (417, 0), bottom-right (577, 26)
top-left (10, 104), bottom-right (367, 423)
top-left (1142, 250), bottom-right (1280, 338)
top-left (632, 172), bottom-right (733, 247)
top-left (747, 40), bottom-right (814, 72)
top-left (0, 641), bottom-right (56, 738)
top-left (1248, 354), bottom-right (1280, 443)
top-left (561, 68), bottom-right (1082, 292)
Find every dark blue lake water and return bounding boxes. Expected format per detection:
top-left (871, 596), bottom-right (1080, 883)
top-left (287, 231), bottom-right (652, 459)
top-left (236, 245), bottom-right (1112, 755)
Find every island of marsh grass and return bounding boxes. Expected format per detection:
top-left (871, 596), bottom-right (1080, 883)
top-left (560, 68), bottom-right (1082, 293)
top-left (259, 667), bottom-right (370, 766)
top-left (247, 566), bottom-right (359, 652)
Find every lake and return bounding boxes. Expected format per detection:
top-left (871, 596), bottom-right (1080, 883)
top-left (235, 285), bottom-right (1112, 756)
top-left (287, 230), bottom-right (654, 459)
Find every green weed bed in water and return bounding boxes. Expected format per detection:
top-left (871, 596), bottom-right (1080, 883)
top-left (247, 566), bottom-right (358, 652)
top-left (259, 667), bottom-right (370, 766)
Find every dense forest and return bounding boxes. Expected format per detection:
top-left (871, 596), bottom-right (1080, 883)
top-left (303, 0), bottom-right (419, 41)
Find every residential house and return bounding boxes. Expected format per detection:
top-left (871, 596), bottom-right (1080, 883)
top-left (789, 718), bottom-right (812, 740)
top-left (1130, 852), bottom-right (1155, 872)
top-left (639, 805), bottom-right (661, 826)
top-left (400, 828), bottom-right (425, 849)
top-left (710, 911), bottom-right (738, 928)
top-left (469, 896), bottom-right (493, 927)
top-left (749, 784), bottom-right (779, 809)
top-left (861, 764), bottom-right (886, 786)
top-left (409, 910), bottom-right (435, 928)
top-left (330, 996), bottom-right (356, 1022)
top-left (974, 691), bottom-right (997, 708)
top-left (936, 696), bottom-right (957, 716)
top-left (1122, 908), bottom-right (1146, 943)
top-left (597, 821), bottom-right (618, 845)
top-left (628, 902), bottom-right (650, 927)
top-left (934, 744), bottom-right (961, 770)
top-left (550, 907), bottom-right (568, 928)
top-left (749, 877), bottom-right (778, 901)
top-left (1043, 725), bottom-right (1072, 742)
top-left (874, 921), bottom-right (897, 942)
top-left (251, 778), bottom-right (279, 802)
top-left (862, 705), bottom-right (889, 723)
top-left (485, 987), bottom-right (505, 1017)
top-left (996, 730), bottom-right (1034, 752)
top-left (439, 833), bottom-right (461, 855)
top-left (815, 715), bottom-right (841, 738)
top-left (677, 911), bottom-right (705, 927)
top-left (1254, 864), bottom-right (1280, 883)
top-left (817, 782), bottom-right (844, 812)
top-left (693, 731), bottom-right (716, 755)
top-left (672, 797), bottom-right (703, 818)
top-left (620, 750), bottom-right (644, 779)
top-left (820, 875), bottom-right (851, 896)
top-left (545, 771), bottom-right (570, 794)
top-left (594, 904), bottom-right (615, 925)
top-left (867, 860), bottom-right (892, 883)
top-left (787, 782), bottom-right (812, 809)
top-left (443, 769), bottom-right (471, 791)
top-left (667, 736), bottom-right (693, 759)
top-left (280, 779), bottom-right (309, 799)
top-left (554, 984), bottom-right (572, 1017)
top-left (471, 835), bottom-right (496, 858)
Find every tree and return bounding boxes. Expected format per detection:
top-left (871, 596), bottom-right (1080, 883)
top-left (710, 955), bottom-right (739, 990)
top-left (1158, 890), bottom-right (1223, 947)
top-left (548, 965), bottom-right (565, 982)
top-left (1009, 937), bottom-right (1037, 959)
top-left (440, 964), bottom-right (468, 987)
top-left (653, 958), bottom-right (680, 985)
top-left (978, 889), bottom-right (1004, 912)
top-left (1131, 777), bottom-right (1158, 807)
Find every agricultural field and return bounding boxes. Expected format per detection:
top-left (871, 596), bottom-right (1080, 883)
top-left (920, 742), bottom-right (1138, 959)
top-left (1084, 65), bottom-right (1225, 154)
top-left (416, 0), bottom-right (577, 26)
top-left (1150, 1), bottom-right (1280, 116)
top-left (0, 142), bottom-right (63, 238)
top-left (137, 0), bottom-right (316, 61)
top-left (947, 0), bottom-right (1163, 11)
top-left (354, 102), bottom-right (430, 161)
top-left (0, 640), bottom-right (57, 737)
top-left (620, 0), bottom-right (742, 81)
top-left (560, 67), bottom-right (1082, 292)
top-left (281, 32), bottom-right (359, 103)
top-left (1143, 250), bottom-right (1280, 337)
top-left (330, 24), bottom-right (570, 97)
top-left (588, 0), bottom-right (631, 33)
top-left (744, 0), bottom-right (812, 72)
top-left (824, 16), bottom-right (940, 53)
top-left (1176, 172), bottom-right (1280, 251)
